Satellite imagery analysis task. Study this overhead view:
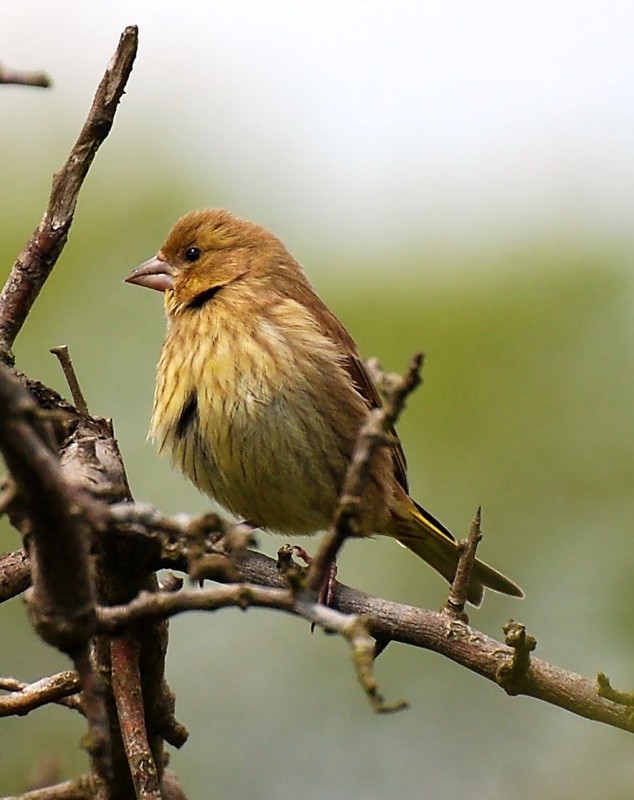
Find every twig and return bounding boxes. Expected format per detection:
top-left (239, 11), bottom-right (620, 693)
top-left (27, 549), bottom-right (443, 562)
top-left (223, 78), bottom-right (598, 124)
top-left (0, 672), bottom-right (80, 717)
top-left (97, 582), bottom-right (403, 714)
top-left (0, 548), bottom-right (30, 603)
top-left (0, 365), bottom-right (96, 652)
top-left (111, 638), bottom-right (162, 799)
top-left (597, 673), bottom-right (634, 707)
top-left (0, 63), bottom-right (51, 88)
top-left (50, 346), bottom-right (89, 414)
top-left (496, 620), bottom-right (537, 694)
top-left (0, 25), bottom-right (138, 364)
top-left (73, 650), bottom-right (110, 782)
top-left (0, 775), bottom-right (96, 800)
top-left (305, 354), bottom-right (423, 595)
top-left (443, 507), bottom-right (483, 619)
top-left (294, 596), bottom-right (408, 713)
top-left (96, 584), bottom-right (293, 632)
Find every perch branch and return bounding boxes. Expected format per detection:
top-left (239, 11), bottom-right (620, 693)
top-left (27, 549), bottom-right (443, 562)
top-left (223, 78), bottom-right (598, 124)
top-left (7, 500), bottom-right (634, 733)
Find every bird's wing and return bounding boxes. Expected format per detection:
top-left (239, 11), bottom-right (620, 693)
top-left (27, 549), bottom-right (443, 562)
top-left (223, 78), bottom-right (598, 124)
top-left (287, 276), bottom-right (410, 494)
top-left (342, 350), bottom-right (410, 494)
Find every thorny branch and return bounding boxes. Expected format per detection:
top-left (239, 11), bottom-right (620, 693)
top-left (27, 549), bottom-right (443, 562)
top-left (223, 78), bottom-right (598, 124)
top-left (4, 507), bottom-right (634, 733)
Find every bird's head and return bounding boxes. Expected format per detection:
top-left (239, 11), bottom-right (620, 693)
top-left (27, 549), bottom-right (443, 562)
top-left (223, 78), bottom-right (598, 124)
top-left (125, 208), bottom-right (289, 313)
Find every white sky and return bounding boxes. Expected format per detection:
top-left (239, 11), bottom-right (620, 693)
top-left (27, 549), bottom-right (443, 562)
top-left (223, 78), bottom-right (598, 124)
top-left (4, 1), bottom-right (634, 251)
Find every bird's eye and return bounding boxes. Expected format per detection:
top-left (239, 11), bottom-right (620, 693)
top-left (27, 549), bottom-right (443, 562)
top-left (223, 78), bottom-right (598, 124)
top-left (184, 247), bottom-right (201, 263)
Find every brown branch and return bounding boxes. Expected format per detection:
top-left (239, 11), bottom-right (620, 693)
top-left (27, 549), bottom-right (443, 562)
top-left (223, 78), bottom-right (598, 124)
top-left (1, 775), bottom-right (96, 800)
top-left (0, 548), bottom-right (30, 602)
top-left (96, 581), bottom-right (405, 713)
top-left (0, 365), bottom-right (97, 654)
top-left (96, 584), bottom-right (293, 632)
top-left (8, 497), bottom-right (634, 733)
top-left (0, 672), bottom-right (80, 717)
top-left (597, 672), bottom-right (634, 706)
top-left (111, 639), bottom-right (162, 799)
top-left (443, 507), bottom-right (482, 619)
top-left (305, 354), bottom-right (423, 595)
top-left (221, 548), bottom-right (634, 734)
top-left (101, 503), bottom-right (634, 729)
top-left (73, 650), bottom-right (111, 783)
top-left (0, 63), bottom-right (51, 88)
top-left (0, 25), bottom-right (138, 364)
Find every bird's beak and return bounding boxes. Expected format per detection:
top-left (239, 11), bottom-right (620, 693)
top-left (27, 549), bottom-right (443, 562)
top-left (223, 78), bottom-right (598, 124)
top-left (124, 256), bottom-right (177, 293)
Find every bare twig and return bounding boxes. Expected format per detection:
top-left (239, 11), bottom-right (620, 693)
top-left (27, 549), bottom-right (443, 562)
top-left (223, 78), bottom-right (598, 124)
top-left (0, 672), bottom-right (80, 717)
top-left (0, 63), bottom-right (51, 88)
top-left (0, 548), bottom-right (30, 603)
top-left (306, 354), bottom-right (423, 595)
top-left (97, 581), bottom-right (404, 714)
top-left (111, 638), bottom-right (162, 799)
top-left (496, 620), bottom-right (537, 694)
top-left (597, 673), bottom-right (634, 707)
top-left (1, 775), bottom-right (97, 800)
top-left (96, 584), bottom-right (293, 632)
top-left (294, 595), bottom-right (408, 713)
top-left (0, 25), bottom-right (138, 364)
top-left (443, 507), bottom-right (483, 619)
top-left (50, 346), bottom-right (89, 414)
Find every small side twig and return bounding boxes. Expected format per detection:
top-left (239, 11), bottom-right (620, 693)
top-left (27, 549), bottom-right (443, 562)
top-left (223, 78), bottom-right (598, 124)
top-left (0, 671), bottom-right (81, 717)
top-left (1, 775), bottom-right (97, 800)
top-left (597, 673), bottom-right (634, 707)
top-left (443, 506), bottom-right (483, 620)
top-left (0, 63), bottom-right (51, 88)
top-left (0, 548), bottom-right (30, 603)
top-left (294, 596), bottom-right (408, 714)
top-left (50, 346), bottom-right (89, 414)
top-left (496, 620), bottom-right (537, 695)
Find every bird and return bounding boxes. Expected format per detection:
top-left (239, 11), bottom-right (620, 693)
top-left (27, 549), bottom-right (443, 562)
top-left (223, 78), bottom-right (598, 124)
top-left (125, 208), bottom-right (523, 606)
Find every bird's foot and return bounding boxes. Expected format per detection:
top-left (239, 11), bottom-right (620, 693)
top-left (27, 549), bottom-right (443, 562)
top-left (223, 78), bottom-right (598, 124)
top-left (292, 546), bottom-right (338, 631)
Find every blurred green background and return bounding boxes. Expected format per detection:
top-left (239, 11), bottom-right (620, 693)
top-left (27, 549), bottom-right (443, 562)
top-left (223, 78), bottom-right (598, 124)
top-left (2, 4), bottom-right (634, 798)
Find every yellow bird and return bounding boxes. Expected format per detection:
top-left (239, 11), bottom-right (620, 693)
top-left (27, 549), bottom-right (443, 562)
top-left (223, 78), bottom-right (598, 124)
top-left (126, 209), bottom-right (522, 606)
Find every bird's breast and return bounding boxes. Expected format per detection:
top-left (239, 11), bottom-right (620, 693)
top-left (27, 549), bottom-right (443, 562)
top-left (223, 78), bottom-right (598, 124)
top-left (150, 302), bottom-right (355, 533)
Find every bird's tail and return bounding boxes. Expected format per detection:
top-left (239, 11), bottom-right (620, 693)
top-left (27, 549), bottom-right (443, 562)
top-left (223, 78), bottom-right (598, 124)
top-left (387, 496), bottom-right (523, 607)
